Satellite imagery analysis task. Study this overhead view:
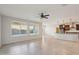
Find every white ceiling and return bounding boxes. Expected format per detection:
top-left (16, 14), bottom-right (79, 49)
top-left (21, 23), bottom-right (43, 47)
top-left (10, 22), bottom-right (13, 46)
top-left (0, 4), bottom-right (79, 22)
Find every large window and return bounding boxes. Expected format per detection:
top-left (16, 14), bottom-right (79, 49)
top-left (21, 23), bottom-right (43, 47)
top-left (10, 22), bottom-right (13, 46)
top-left (11, 22), bottom-right (28, 35)
top-left (11, 21), bottom-right (39, 36)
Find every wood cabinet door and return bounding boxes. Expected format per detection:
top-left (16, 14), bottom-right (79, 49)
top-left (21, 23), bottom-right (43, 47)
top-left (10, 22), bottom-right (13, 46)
top-left (76, 24), bottom-right (79, 30)
top-left (64, 25), bottom-right (70, 30)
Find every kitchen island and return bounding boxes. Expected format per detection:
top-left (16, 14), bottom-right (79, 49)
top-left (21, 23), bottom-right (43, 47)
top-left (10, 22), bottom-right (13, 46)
top-left (54, 29), bottom-right (79, 41)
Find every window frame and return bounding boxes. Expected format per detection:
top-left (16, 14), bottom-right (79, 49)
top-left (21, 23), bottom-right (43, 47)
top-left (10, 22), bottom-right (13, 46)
top-left (11, 21), bottom-right (39, 37)
top-left (11, 21), bottom-right (28, 36)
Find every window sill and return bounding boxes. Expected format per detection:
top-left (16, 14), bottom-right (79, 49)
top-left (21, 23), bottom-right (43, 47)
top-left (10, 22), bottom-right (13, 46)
top-left (11, 34), bottom-right (28, 37)
top-left (11, 33), bottom-right (39, 37)
top-left (29, 33), bottom-right (39, 35)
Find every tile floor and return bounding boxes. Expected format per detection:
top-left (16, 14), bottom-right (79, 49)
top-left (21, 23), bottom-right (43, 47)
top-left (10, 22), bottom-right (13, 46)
top-left (0, 36), bottom-right (79, 55)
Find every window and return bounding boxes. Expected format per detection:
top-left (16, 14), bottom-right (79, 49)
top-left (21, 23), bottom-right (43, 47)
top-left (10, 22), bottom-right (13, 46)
top-left (11, 21), bottom-right (39, 36)
top-left (20, 24), bottom-right (28, 34)
top-left (29, 25), bottom-right (37, 34)
top-left (11, 22), bottom-right (28, 35)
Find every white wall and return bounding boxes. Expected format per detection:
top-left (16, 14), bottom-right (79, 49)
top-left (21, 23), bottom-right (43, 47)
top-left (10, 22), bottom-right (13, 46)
top-left (1, 15), bottom-right (42, 45)
top-left (0, 15), bottom-right (1, 47)
top-left (43, 20), bottom-right (58, 36)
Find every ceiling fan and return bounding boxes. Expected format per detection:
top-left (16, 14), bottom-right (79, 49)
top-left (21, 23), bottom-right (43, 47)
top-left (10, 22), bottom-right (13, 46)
top-left (40, 13), bottom-right (50, 19)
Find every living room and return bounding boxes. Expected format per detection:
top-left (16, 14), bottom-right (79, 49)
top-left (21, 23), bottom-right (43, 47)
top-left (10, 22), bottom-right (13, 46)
top-left (0, 4), bottom-right (79, 55)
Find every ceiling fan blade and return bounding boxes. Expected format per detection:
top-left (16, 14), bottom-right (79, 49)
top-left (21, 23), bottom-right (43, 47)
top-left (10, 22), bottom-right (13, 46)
top-left (41, 13), bottom-right (44, 18)
top-left (45, 14), bottom-right (49, 16)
